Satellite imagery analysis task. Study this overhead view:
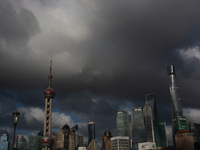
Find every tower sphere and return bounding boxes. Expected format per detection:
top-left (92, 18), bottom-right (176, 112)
top-left (43, 88), bottom-right (55, 98)
top-left (40, 135), bottom-right (54, 148)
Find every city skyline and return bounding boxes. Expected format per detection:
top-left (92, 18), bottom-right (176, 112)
top-left (1, 0), bottom-right (200, 149)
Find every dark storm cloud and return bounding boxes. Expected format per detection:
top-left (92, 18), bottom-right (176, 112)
top-left (1, 0), bottom-right (200, 146)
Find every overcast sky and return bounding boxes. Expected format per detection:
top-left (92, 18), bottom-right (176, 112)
top-left (1, 0), bottom-right (200, 147)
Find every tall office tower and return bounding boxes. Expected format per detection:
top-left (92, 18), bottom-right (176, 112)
top-left (116, 110), bottom-right (130, 137)
top-left (51, 132), bottom-right (57, 150)
top-left (78, 133), bottom-right (84, 147)
top-left (28, 136), bottom-right (36, 150)
top-left (131, 107), bottom-right (146, 150)
top-left (88, 121), bottom-right (95, 145)
top-left (43, 56), bottom-right (55, 136)
top-left (86, 139), bottom-right (98, 150)
top-left (167, 65), bottom-right (187, 145)
top-left (188, 122), bottom-right (200, 149)
top-left (111, 136), bottom-right (129, 150)
top-left (146, 93), bottom-right (158, 122)
top-left (36, 130), bottom-right (43, 150)
top-left (175, 130), bottom-right (194, 150)
top-left (71, 125), bottom-right (79, 150)
top-left (102, 130), bottom-right (112, 150)
top-left (17, 134), bottom-right (27, 149)
top-left (143, 101), bottom-right (154, 142)
top-left (0, 129), bottom-right (9, 150)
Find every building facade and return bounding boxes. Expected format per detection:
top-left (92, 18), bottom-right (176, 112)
top-left (88, 121), bottom-right (95, 145)
top-left (102, 130), bottom-right (112, 150)
top-left (167, 65), bottom-right (187, 145)
top-left (143, 101), bottom-right (154, 142)
top-left (188, 122), bottom-right (200, 149)
top-left (0, 130), bottom-right (9, 150)
top-left (28, 136), bottom-right (36, 150)
top-left (17, 134), bottom-right (27, 150)
top-left (111, 136), bottom-right (129, 150)
top-left (116, 110), bottom-right (129, 137)
top-left (131, 107), bottom-right (146, 150)
top-left (146, 93), bottom-right (158, 122)
top-left (175, 130), bottom-right (194, 150)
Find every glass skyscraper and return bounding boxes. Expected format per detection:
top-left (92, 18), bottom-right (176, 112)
top-left (188, 122), bottom-right (200, 149)
top-left (88, 121), bottom-right (95, 145)
top-left (143, 101), bottom-right (154, 142)
top-left (17, 134), bottom-right (27, 150)
top-left (167, 65), bottom-right (187, 145)
top-left (131, 107), bottom-right (146, 150)
top-left (146, 93), bottom-right (158, 122)
top-left (116, 110), bottom-right (130, 137)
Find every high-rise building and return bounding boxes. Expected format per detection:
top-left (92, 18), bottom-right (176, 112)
top-left (153, 121), bottom-right (168, 148)
top-left (175, 130), bottom-right (194, 150)
top-left (146, 93), bottom-right (158, 122)
top-left (167, 65), bottom-right (187, 145)
top-left (102, 130), bottom-right (112, 150)
top-left (188, 122), bottom-right (200, 149)
top-left (86, 139), bottom-right (98, 150)
top-left (0, 129), bottom-right (9, 150)
top-left (111, 136), bottom-right (129, 150)
top-left (143, 101), bottom-right (154, 142)
top-left (36, 130), bottom-right (43, 150)
top-left (116, 110), bottom-right (129, 137)
top-left (51, 132), bottom-right (57, 150)
top-left (131, 107), bottom-right (146, 150)
top-left (88, 121), bottom-right (95, 145)
top-left (16, 134), bottom-right (27, 150)
top-left (28, 136), bottom-right (36, 150)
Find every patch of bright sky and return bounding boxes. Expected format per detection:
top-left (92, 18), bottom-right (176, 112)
top-left (178, 46), bottom-right (200, 60)
top-left (52, 107), bottom-right (82, 123)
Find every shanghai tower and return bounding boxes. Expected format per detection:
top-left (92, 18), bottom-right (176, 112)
top-left (167, 65), bottom-right (183, 118)
top-left (167, 65), bottom-right (187, 146)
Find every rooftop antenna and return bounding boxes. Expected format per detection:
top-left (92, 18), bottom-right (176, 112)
top-left (48, 51), bottom-right (53, 88)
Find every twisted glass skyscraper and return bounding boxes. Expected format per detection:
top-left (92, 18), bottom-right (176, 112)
top-left (167, 65), bottom-right (187, 145)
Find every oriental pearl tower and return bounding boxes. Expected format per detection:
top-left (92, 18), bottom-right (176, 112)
top-left (40, 55), bottom-right (55, 150)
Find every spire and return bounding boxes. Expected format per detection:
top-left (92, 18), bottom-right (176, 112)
top-left (48, 52), bottom-right (53, 88)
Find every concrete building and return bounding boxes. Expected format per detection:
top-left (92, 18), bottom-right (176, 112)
top-left (86, 139), bottom-right (98, 150)
top-left (102, 130), bottom-right (112, 150)
top-left (0, 130), bottom-right (9, 150)
top-left (175, 130), bottom-right (194, 150)
top-left (111, 136), bottom-right (129, 150)
top-left (138, 142), bottom-right (156, 150)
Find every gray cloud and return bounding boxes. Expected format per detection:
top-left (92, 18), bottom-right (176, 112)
top-left (1, 0), bottom-right (200, 147)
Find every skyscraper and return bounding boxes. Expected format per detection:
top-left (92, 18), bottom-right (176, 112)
top-left (88, 121), bottom-right (95, 145)
top-left (17, 134), bottom-right (27, 149)
top-left (143, 101), bottom-right (154, 142)
top-left (0, 129), bottom-right (9, 150)
top-left (146, 93), bottom-right (158, 122)
top-left (116, 110), bottom-right (130, 137)
top-left (102, 130), bottom-right (112, 150)
top-left (131, 107), bottom-right (146, 149)
top-left (167, 65), bottom-right (187, 145)
top-left (188, 122), bottom-right (200, 149)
